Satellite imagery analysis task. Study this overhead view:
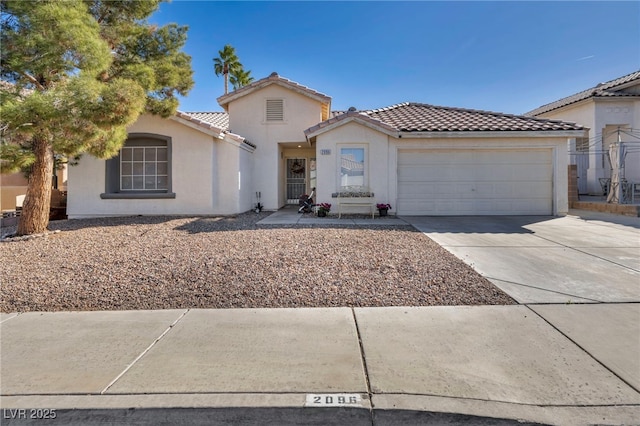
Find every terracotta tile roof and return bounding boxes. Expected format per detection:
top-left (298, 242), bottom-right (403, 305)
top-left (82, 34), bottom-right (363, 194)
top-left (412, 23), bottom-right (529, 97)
top-left (526, 70), bottom-right (640, 116)
top-left (181, 111), bottom-right (229, 131)
top-left (363, 102), bottom-right (584, 131)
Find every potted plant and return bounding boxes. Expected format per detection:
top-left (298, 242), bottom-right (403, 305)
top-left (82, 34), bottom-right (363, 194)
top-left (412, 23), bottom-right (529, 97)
top-left (317, 202), bottom-right (331, 217)
top-left (376, 203), bottom-right (391, 216)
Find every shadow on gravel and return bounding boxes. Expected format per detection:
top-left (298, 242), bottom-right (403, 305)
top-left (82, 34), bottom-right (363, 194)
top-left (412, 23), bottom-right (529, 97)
top-left (174, 215), bottom-right (418, 234)
top-left (46, 215), bottom-right (185, 232)
top-left (1, 407), bottom-right (548, 426)
top-left (4, 212), bottom-right (418, 238)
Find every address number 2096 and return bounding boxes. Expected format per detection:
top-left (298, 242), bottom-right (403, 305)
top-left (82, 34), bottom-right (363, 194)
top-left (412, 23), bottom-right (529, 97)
top-left (305, 393), bottom-right (362, 407)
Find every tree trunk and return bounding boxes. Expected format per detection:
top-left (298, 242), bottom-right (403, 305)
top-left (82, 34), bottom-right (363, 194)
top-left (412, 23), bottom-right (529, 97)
top-left (17, 135), bottom-right (53, 236)
top-left (223, 62), bottom-right (229, 94)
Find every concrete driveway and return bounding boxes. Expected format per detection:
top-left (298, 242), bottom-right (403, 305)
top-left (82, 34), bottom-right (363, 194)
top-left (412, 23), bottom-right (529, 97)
top-left (402, 211), bottom-right (640, 304)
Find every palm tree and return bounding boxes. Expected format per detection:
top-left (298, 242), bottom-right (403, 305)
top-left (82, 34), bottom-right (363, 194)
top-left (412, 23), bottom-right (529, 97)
top-left (230, 68), bottom-right (254, 90)
top-left (213, 44), bottom-right (241, 95)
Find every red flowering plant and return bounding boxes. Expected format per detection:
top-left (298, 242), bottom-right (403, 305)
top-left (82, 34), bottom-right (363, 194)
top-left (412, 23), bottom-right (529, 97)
top-left (376, 203), bottom-right (392, 210)
top-left (317, 202), bottom-right (332, 213)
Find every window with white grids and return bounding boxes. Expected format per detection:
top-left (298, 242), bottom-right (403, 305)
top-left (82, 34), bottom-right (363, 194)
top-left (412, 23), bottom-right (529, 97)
top-left (120, 146), bottom-right (168, 191)
top-left (265, 99), bottom-right (284, 121)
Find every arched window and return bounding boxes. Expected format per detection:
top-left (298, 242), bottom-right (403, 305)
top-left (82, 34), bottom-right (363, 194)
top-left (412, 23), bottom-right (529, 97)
top-left (101, 134), bottom-right (175, 199)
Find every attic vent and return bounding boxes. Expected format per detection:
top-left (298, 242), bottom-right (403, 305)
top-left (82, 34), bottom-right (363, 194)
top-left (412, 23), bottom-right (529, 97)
top-left (266, 99), bottom-right (284, 121)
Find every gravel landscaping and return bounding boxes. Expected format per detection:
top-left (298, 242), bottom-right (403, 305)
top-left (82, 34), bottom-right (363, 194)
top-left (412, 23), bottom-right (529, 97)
top-left (0, 212), bottom-right (515, 312)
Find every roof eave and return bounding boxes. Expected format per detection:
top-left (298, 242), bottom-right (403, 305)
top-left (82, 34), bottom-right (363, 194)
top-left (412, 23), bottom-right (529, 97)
top-left (304, 114), bottom-right (398, 140)
top-left (224, 132), bottom-right (256, 152)
top-left (171, 113), bottom-right (225, 138)
top-left (217, 79), bottom-right (331, 110)
top-left (529, 94), bottom-right (640, 117)
top-left (398, 129), bottom-right (588, 139)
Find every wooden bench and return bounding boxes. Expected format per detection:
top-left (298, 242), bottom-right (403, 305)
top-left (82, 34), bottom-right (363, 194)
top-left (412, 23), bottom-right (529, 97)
top-left (335, 185), bottom-right (375, 219)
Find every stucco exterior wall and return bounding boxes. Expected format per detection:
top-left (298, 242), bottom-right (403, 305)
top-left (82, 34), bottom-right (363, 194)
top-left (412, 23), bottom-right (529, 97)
top-left (227, 85), bottom-right (325, 210)
top-left (315, 120), bottom-right (569, 215)
top-left (68, 114), bottom-right (227, 218)
top-left (539, 98), bottom-right (639, 194)
top-left (238, 145), bottom-right (254, 213)
top-left (315, 122), bottom-right (390, 211)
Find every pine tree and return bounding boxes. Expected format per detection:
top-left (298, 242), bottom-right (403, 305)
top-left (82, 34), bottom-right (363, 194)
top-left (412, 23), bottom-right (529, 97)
top-left (0, 0), bottom-right (194, 235)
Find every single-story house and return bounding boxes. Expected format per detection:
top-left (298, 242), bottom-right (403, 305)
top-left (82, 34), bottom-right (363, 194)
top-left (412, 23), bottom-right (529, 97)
top-left (526, 70), bottom-right (640, 195)
top-left (68, 72), bottom-right (586, 218)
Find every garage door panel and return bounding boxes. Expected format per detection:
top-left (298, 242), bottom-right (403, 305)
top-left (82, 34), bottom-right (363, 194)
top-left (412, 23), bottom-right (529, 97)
top-left (518, 164), bottom-right (552, 180)
top-left (398, 167), bottom-right (447, 181)
top-left (397, 149), bottom-right (553, 215)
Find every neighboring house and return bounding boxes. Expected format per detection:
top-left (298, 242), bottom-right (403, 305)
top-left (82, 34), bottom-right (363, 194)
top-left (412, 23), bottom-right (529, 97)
top-left (1, 172), bottom-right (29, 211)
top-left (68, 72), bottom-right (586, 218)
top-left (0, 168), bottom-right (67, 211)
top-left (0, 79), bottom-right (68, 212)
top-left (526, 70), bottom-right (640, 195)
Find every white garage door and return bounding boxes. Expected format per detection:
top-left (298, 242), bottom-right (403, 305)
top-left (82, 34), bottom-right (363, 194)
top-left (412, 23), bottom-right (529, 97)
top-left (397, 149), bottom-right (553, 215)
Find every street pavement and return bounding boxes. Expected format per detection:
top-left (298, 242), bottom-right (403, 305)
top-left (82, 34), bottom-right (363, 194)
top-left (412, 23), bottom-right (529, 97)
top-left (1, 210), bottom-right (639, 425)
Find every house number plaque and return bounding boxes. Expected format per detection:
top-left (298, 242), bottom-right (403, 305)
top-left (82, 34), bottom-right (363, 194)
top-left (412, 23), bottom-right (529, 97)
top-left (305, 393), bottom-right (362, 407)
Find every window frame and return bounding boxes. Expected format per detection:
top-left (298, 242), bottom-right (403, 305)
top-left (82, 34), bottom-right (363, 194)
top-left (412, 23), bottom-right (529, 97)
top-left (101, 133), bottom-right (176, 199)
top-left (338, 144), bottom-right (368, 188)
top-left (119, 145), bottom-right (169, 192)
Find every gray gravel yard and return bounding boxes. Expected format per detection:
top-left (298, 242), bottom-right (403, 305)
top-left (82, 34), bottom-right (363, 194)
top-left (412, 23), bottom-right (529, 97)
top-left (0, 212), bottom-right (514, 312)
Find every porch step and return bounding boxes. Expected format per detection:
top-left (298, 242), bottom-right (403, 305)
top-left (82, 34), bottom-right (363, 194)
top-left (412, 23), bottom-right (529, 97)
top-left (570, 201), bottom-right (640, 217)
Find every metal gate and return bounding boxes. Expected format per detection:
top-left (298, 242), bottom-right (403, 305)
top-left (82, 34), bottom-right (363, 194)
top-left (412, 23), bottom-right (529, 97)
top-left (286, 158), bottom-right (306, 204)
top-left (573, 138), bottom-right (590, 195)
top-left (574, 152), bottom-right (589, 194)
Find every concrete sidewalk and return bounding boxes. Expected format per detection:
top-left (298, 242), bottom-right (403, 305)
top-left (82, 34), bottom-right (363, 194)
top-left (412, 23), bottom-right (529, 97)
top-left (1, 305), bottom-right (639, 425)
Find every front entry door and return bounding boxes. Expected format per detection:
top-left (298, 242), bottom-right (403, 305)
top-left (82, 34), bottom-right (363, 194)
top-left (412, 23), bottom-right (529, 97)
top-left (286, 158), bottom-right (306, 204)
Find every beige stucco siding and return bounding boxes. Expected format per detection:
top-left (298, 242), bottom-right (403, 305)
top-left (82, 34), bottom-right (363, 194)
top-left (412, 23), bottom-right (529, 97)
top-left (315, 121), bottom-right (391, 209)
top-left (315, 119), bottom-right (569, 215)
top-left (67, 114), bottom-right (240, 218)
top-left (238, 144), bottom-right (254, 212)
top-left (227, 85), bottom-right (325, 210)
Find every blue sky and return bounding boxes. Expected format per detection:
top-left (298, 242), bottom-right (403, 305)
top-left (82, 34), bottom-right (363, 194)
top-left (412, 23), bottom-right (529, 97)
top-left (151, 1), bottom-right (640, 115)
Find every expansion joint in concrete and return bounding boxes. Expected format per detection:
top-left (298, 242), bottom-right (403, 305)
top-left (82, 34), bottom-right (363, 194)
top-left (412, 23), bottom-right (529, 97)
top-left (351, 308), bottom-right (374, 426)
top-left (100, 309), bottom-right (190, 395)
top-left (525, 305), bottom-right (640, 395)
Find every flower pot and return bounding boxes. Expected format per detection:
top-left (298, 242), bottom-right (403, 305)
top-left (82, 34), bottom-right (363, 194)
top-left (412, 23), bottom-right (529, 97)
top-left (378, 208), bottom-right (388, 217)
top-left (317, 210), bottom-right (327, 217)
